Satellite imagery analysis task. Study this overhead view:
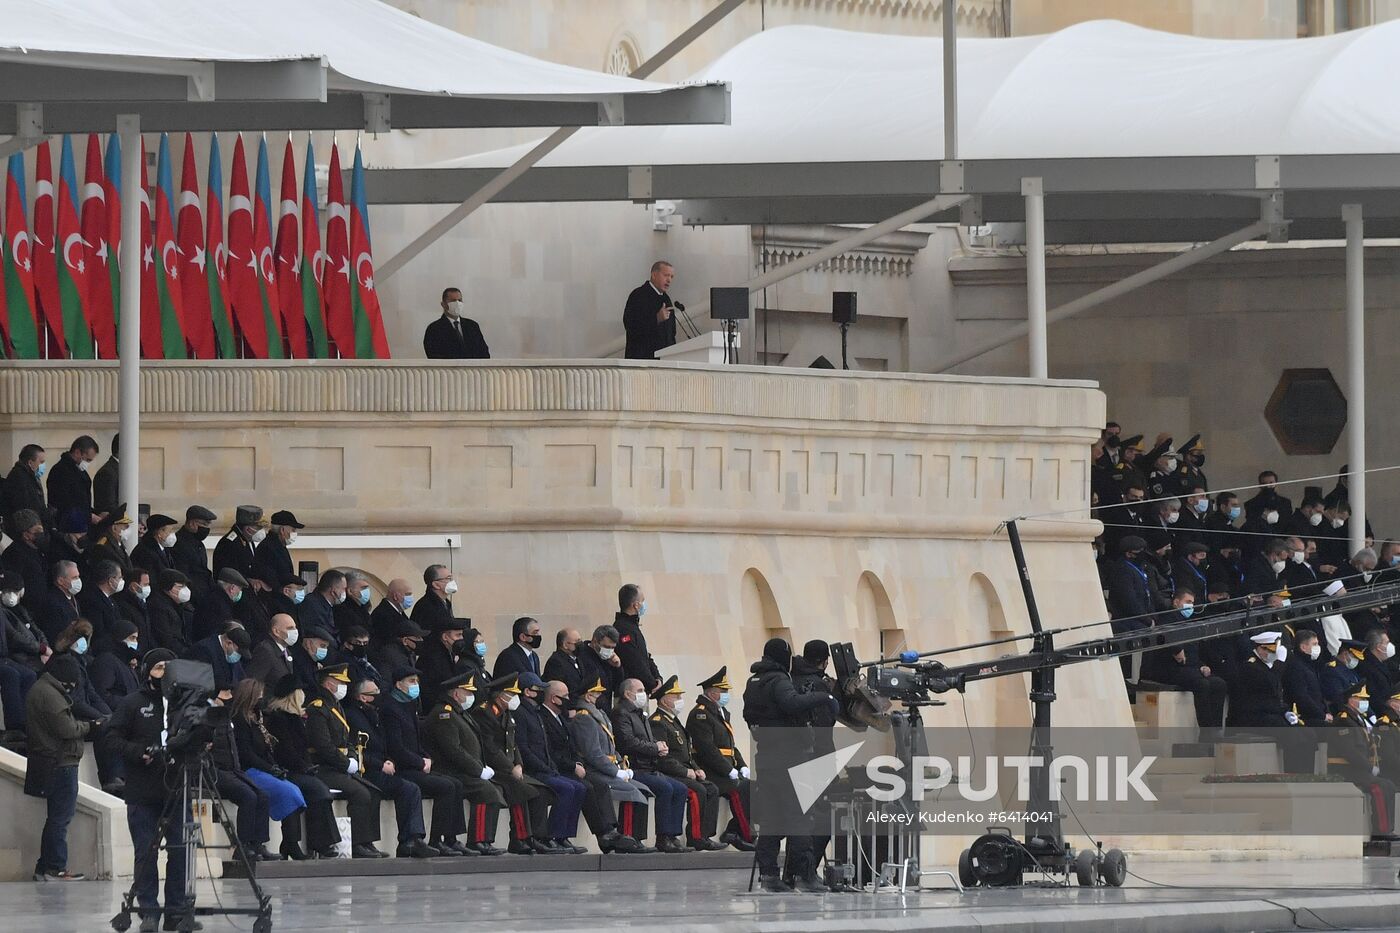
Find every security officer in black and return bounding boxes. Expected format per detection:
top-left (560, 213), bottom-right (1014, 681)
top-left (304, 663), bottom-right (387, 858)
top-left (687, 666), bottom-right (755, 850)
top-left (743, 637), bottom-right (837, 894)
top-left (104, 649), bottom-right (190, 932)
top-left (649, 675), bottom-right (725, 849)
top-left (614, 583), bottom-right (661, 696)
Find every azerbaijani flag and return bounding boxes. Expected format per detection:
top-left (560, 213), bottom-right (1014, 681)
top-left (347, 143), bottom-right (390, 358)
top-left (300, 137), bottom-right (329, 358)
top-left (56, 135), bottom-right (95, 359)
top-left (81, 134), bottom-right (116, 358)
top-left (32, 141), bottom-right (65, 356)
top-left (2, 154), bottom-right (41, 359)
top-left (253, 136), bottom-right (284, 358)
top-left (322, 140), bottom-right (352, 356)
top-left (153, 133), bottom-right (186, 358)
top-left (205, 134), bottom-right (236, 358)
top-left (176, 133), bottom-right (216, 358)
top-left (273, 137), bottom-right (305, 357)
top-left (102, 133), bottom-right (122, 339)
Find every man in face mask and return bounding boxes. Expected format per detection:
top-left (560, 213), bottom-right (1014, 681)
top-left (1142, 593), bottom-right (1227, 733)
top-left (89, 618), bottom-right (141, 713)
top-left (170, 505), bottom-right (216, 602)
top-left (1316, 502), bottom-right (1354, 573)
top-left (212, 505), bottom-right (264, 588)
top-left (369, 578), bottom-right (413, 646)
top-left (334, 571), bottom-right (372, 634)
top-left (493, 616), bottom-right (543, 679)
top-left (687, 667), bottom-right (754, 850)
top-left (611, 676), bottom-right (689, 853)
top-left (369, 615), bottom-right (424, 690)
top-left (1105, 537), bottom-right (1160, 683)
top-left (1357, 629), bottom-right (1396, 702)
top-left (1283, 629), bottom-right (1330, 726)
top-left (510, 672), bottom-right (588, 854)
top-left (411, 564), bottom-right (457, 632)
top-left (1244, 470), bottom-right (1293, 524)
top-left (2, 509), bottom-right (49, 615)
top-left (575, 624), bottom-right (621, 710)
top-left (39, 560), bottom-right (83, 644)
top-left (304, 663), bottom-right (388, 859)
top-left (423, 286), bottom-right (490, 360)
top-left (78, 559), bottom-right (125, 654)
top-left (293, 627), bottom-right (334, 694)
top-left (131, 514), bottom-right (178, 575)
top-left (298, 569), bottom-right (344, 639)
top-left (145, 570), bottom-right (194, 657)
top-left (543, 628), bottom-right (583, 698)
top-left (1328, 682), bottom-right (1397, 837)
top-left (1227, 631), bottom-right (1317, 773)
top-left (25, 652), bottom-right (92, 882)
top-left (46, 435), bottom-right (101, 532)
top-left (380, 667), bottom-right (472, 856)
top-left (1282, 535), bottom-right (1321, 594)
top-left (0, 444), bottom-right (46, 539)
top-left (258, 571), bottom-right (305, 621)
top-left (247, 613), bottom-right (298, 687)
top-left (342, 676), bottom-right (439, 859)
top-left (648, 675), bottom-right (725, 851)
top-left (255, 510), bottom-right (303, 586)
top-left (189, 622), bottom-right (251, 692)
top-left (193, 567), bottom-right (248, 644)
top-left (614, 583), bottom-right (661, 697)
top-left (336, 623), bottom-right (385, 693)
top-left (1243, 539), bottom-right (1294, 599)
top-left (415, 617), bottom-right (468, 708)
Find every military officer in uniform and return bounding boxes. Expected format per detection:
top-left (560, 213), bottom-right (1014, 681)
top-left (423, 670), bottom-right (509, 856)
top-left (304, 663), bottom-right (387, 858)
top-left (1226, 631), bottom-right (1315, 773)
top-left (212, 505), bottom-right (265, 583)
top-left (1373, 687), bottom-right (1400, 780)
top-left (570, 676), bottom-right (655, 852)
top-left (1328, 683), bottom-right (1396, 837)
top-left (687, 666), bottom-right (755, 850)
top-left (647, 676), bottom-right (725, 850)
top-left (472, 674), bottom-right (556, 854)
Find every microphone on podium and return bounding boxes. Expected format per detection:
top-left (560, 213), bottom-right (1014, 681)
top-left (672, 300), bottom-right (700, 339)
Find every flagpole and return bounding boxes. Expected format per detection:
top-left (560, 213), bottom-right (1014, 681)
top-left (117, 115), bottom-right (141, 520)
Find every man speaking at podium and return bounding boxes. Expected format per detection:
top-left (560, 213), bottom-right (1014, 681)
top-left (623, 261), bottom-right (679, 360)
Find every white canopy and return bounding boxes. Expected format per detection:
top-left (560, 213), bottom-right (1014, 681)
top-left (0, 0), bottom-right (729, 133)
top-left (367, 20), bottom-right (1400, 240)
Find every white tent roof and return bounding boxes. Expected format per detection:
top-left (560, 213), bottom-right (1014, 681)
top-left (0, 0), bottom-right (729, 132)
top-left (366, 21), bottom-right (1400, 240)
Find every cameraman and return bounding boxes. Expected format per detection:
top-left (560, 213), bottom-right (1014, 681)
top-left (789, 639), bottom-right (837, 882)
top-left (743, 637), bottom-right (837, 894)
top-left (103, 649), bottom-right (192, 932)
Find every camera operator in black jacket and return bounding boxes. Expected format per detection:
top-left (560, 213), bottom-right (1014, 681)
top-left (743, 637), bottom-right (837, 894)
top-left (103, 650), bottom-right (191, 932)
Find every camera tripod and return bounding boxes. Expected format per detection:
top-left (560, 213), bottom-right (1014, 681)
top-left (110, 757), bottom-right (273, 933)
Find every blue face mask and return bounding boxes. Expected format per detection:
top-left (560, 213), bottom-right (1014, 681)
top-left (74, 636), bottom-right (89, 655)
top-left (1193, 499), bottom-right (1209, 514)
top-left (314, 646), bottom-right (328, 662)
top-left (475, 642), bottom-right (488, 658)
top-left (34, 463), bottom-right (46, 479)
top-left (226, 650), bottom-right (242, 664)
top-left (1391, 556), bottom-right (1400, 568)
top-left (230, 589), bottom-right (242, 604)
top-left (292, 589), bottom-right (306, 605)
top-left (639, 600), bottom-right (648, 617)
top-left (1180, 605), bottom-right (1195, 619)
top-left (1228, 506), bottom-right (1241, 521)
top-left (719, 694), bottom-right (730, 708)
top-left (406, 683), bottom-right (421, 700)
top-left (402, 593), bottom-right (415, 609)
top-left (358, 588), bottom-right (370, 606)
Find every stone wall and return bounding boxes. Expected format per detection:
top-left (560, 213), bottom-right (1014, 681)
top-left (0, 361), bottom-right (1120, 745)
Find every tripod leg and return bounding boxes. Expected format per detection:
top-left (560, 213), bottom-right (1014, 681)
top-left (202, 762), bottom-right (274, 909)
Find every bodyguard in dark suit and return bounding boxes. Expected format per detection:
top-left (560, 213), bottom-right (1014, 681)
top-left (91, 434), bottom-right (119, 517)
top-left (423, 287), bottom-right (490, 359)
top-left (171, 505), bottom-right (217, 601)
top-left (622, 261), bottom-right (678, 360)
top-left (1, 445), bottom-right (48, 533)
top-left (46, 436), bottom-right (100, 530)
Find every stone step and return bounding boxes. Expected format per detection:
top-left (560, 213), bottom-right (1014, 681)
top-left (223, 848), bottom-right (752, 879)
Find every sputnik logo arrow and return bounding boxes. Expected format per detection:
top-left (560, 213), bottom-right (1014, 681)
top-left (788, 741), bottom-right (864, 814)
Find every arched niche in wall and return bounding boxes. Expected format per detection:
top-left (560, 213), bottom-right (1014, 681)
top-left (331, 565), bottom-right (387, 600)
top-left (740, 568), bottom-right (787, 664)
top-left (855, 570), bottom-right (900, 661)
top-left (968, 572), bottom-right (1032, 810)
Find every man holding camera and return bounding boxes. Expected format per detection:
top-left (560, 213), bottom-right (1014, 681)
top-left (103, 649), bottom-right (193, 932)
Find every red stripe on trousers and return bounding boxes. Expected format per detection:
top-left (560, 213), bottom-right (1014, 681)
top-left (475, 803), bottom-right (487, 843)
top-left (727, 790), bottom-right (752, 841)
top-left (1370, 784), bottom-right (1392, 834)
top-left (621, 802), bottom-right (633, 837)
top-left (687, 789), bottom-right (701, 840)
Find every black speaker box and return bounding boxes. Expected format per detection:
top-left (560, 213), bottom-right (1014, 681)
top-left (833, 292), bottom-right (857, 325)
top-left (710, 287), bottom-right (750, 320)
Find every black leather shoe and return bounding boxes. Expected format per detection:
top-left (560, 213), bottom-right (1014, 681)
top-left (440, 839), bottom-right (478, 856)
top-left (721, 831), bottom-right (756, 852)
top-left (254, 844), bottom-right (282, 861)
top-left (163, 917), bottom-right (204, 931)
top-left (793, 874), bottom-right (828, 894)
top-left (600, 830), bottom-right (638, 853)
top-left (506, 839), bottom-right (536, 855)
top-left (553, 838), bottom-right (588, 854)
top-left (351, 843), bottom-right (389, 859)
top-left (430, 838), bottom-right (464, 857)
top-left (529, 837), bottom-right (561, 854)
top-left (279, 842), bottom-right (307, 861)
top-left (759, 874), bottom-right (793, 894)
top-left (689, 837), bottom-right (727, 851)
top-left (469, 842), bottom-right (505, 856)
top-left (312, 846), bottom-right (340, 859)
top-left (396, 838), bottom-right (438, 859)
top-left (656, 835), bottom-right (687, 854)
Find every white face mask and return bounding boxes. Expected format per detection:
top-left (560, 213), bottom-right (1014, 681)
top-left (68, 578), bottom-right (83, 596)
top-left (333, 683), bottom-right (348, 701)
top-left (1291, 551), bottom-right (1305, 564)
top-left (1357, 699), bottom-right (1371, 716)
top-left (672, 698), bottom-right (685, 713)
top-left (137, 584), bottom-right (151, 601)
top-left (120, 525), bottom-right (139, 548)
top-left (1166, 511), bottom-right (1179, 525)
top-left (632, 693), bottom-right (647, 710)
top-left (284, 628), bottom-right (300, 647)
top-left (445, 300), bottom-right (463, 319)
top-left (1275, 644), bottom-right (1288, 664)
top-left (1309, 512), bottom-right (1324, 527)
top-left (161, 532), bottom-right (177, 548)
top-left (443, 579), bottom-right (459, 595)
top-left (1271, 560), bottom-right (1286, 574)
top-left (0, 592), bottom-right (17, 608)
top-left (1387, 643), bottom-right (1397, 661)
top-left (1163, 458), bottom-right (1177, 472)
top-left (289, 531), bottom-right (299, 544)
top-left (459, 692), bottom-right (475, 710)
top-left (113, 578), bottom-right (125, 593)
top-left (506, 693), bottom-right (521, 711)
top-left (252, 528), bottom-right (268, 545)
top-left (77, 459), bottom-right (91, 473)
top-left (598, 646), bottom-right (615, 660)
top-left (1308, 644), bottom-right (1322, 661)
top-left (1344, 654), bottom-right (1360, 670)
top-left (1332, 517), bottom-right (1346, 529)
top-left (176, 585), bottom-right (192, 604)
top-left (1264, 510), bottom-right (1279, 525)
top-left (1362, 571), bottom-right (1374, 583)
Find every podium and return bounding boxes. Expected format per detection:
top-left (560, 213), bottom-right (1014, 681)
top-left (655, 330), bottom-right (741, 364)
